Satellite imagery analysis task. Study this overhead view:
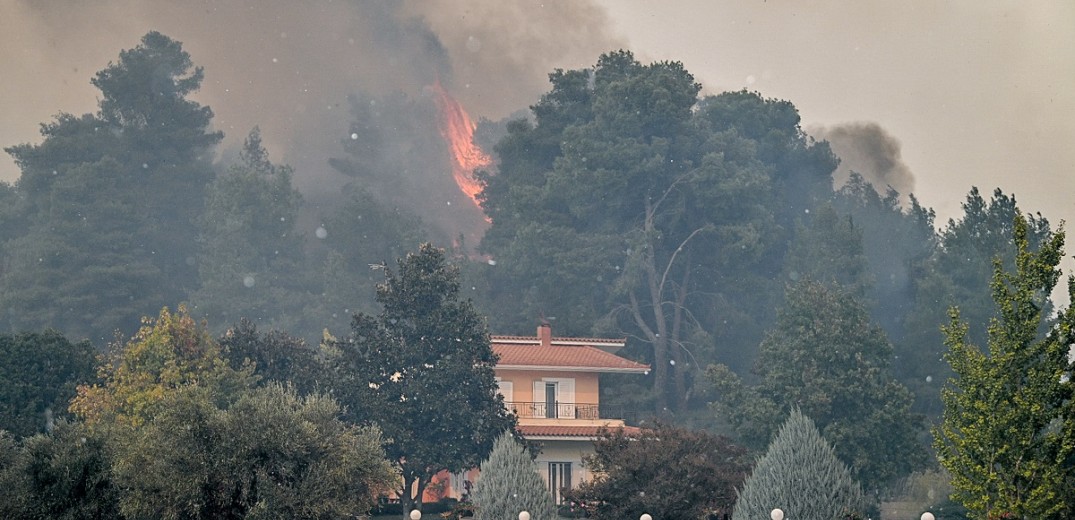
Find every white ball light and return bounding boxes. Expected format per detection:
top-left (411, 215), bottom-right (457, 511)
top-left (921, 513), bottom-right (935, 520)
top-left (519, 512), bottom-right (531, 520)
top-left (770, 508), bottom-right (784, 520)
top-left (640, 514), bottom-right (653, 520)
top-left (409, 510), bottom-right (421, 520)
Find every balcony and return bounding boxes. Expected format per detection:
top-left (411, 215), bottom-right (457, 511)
top-left (507, 401), bottom-right (597, 420)
top-left (504, 401), bottom-right (652, 425)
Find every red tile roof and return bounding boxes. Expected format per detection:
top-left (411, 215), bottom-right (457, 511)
top-left (517, 424), bottom-right (643, 438)
top-left (493, 343), bottom-right (649, 373)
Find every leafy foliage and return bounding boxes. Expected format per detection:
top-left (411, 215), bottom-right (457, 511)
top-left (191, 128), bottom-right (311, 334)
top-left (732, 408), bottom-right (866, 520)
top-left (327, 244), bottom-right (515, 513)
top-left (709, 280), bottom-right (928, 491)
top-left (477, 51), bottom-right (837, 414)
top-left (0, 32), bottom-right (221, 344)
top-left (783, 203), bottom-right (872, 298)
top-left (0, 430), bottom-right (23, 516)
top-left (114, 384), bottom-right (395, 520)
top-left (69, 305), bottom-right (254, 428)
top-left (472, 432), bottom-right (555, 520)
top-left (0, 330), bottom-right (96, 437)
top-left (0, 420), bottom-right (121, 520)
top-left (934, 214), bottom-right (1075, 519)
top-left (563, 424), bottom-right (750, 520)
top-left (6, 304), bottom-right (392, 519)
top-left (900, 188), bottom-right (1051, 417)
top-left (313, 183), bottom-right (427, 337)
top-left (218, 318), bottom-right (321, 395)
top-left (832, 172), bottom-right (937, 341)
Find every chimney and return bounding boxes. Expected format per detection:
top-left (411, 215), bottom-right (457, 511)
top-left (537, 323), bottom-right (552, 348)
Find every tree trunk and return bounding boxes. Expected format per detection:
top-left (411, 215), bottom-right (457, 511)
top-left (401, 474), bottom-right (415, 520)
top-left (631, 190), bottom-right (709, 415)
top-left (629, 290), bottom-right (668, 414)
top-left (645, 200), bottom-right (674, 413)
top-left (414, 477), bottom-right (429, 518)
top-left (670, 261), bottom-right (691, 413)
top-left (401, 473), bottom-right (429, 520)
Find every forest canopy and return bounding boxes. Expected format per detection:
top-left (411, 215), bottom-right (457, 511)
top-left (1, 31), bottom-right (1072, 518)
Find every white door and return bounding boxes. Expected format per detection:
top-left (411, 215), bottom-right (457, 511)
top-left (533, 378), bottom-right (575, 418)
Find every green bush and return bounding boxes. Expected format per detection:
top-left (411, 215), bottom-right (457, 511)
top-left (733, 408), bottom-right (866, 520)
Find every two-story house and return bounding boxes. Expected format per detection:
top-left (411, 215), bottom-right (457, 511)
top-left (438, 323), bottom-right (649, 505)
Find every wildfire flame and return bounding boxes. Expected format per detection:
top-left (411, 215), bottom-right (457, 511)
top-left (430, 80), bottom-right (491, 212)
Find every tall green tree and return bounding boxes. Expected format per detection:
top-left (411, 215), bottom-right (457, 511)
top-left (901, 188), bottom-right (1051, 416)
top-left (312, 184), bottom-right (426, 338)
top-left (191, 128), bottom-right (309, 334)
top-left (1, 32), bottom-right (221, 343)
top-left (934, 214), bottom-right (1074, 519)
top-left (563, 424), bottom-right (750, 520)
top-left (832, 172), bottom-right (937, 343)
top-left (478, 51), bottom-right (838, 414)
top-left (709, 280), bottom-right (928, 491)
top-left (0, 181), bottom-right (26, 284)
top-left (783, 203), bottom-right (873, 299)
top-left (732, 408), bottom-right (866, 520)
top-left (0, 330), bottom-right (96, 437)
top-left (471, 432), bottom-right (555, 520)
top-left (327, 244), bottom-right (515, 515)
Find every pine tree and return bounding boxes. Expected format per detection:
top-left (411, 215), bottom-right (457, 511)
top-left (472, 433), bottom-right (555, 520)
top-left (732, 408), bottom-right (866, 520)
top-left (1, 32), bottom-right (221, 344)
top-left (191, 127), bottom-right (309, 334)
top-left (783, 203), bottom-right (873, 299)
top-left (710, 280), bottom-right (927, 492)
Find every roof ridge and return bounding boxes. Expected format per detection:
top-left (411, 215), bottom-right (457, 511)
top-left (490, 335), bottom-right (627, 342)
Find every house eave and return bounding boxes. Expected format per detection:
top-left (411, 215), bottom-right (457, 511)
top-left (520, 435), bottom-right (602, 441)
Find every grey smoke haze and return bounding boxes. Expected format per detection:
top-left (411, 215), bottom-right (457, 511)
top-left (811, 122), bottom-right (915, 198)
top-left (0, 0), bottom-right (622, 198)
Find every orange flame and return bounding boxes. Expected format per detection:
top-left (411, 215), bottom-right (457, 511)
top-left (430, 80), bottom-right (491, 211)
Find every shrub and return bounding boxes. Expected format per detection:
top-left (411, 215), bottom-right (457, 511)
top-left (733, 408), bottom-right (866, 520)
top-left (472, 433), bottom-right (555, 520)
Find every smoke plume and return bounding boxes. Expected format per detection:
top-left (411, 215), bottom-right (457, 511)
top-left (810, 122), bottom-right (916, 199)
top-left (0, 1), bottom-right (622, 219)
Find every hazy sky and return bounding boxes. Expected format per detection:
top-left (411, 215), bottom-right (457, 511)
top-left (599, 1), bottom-right (1074, 227)
top-left (2, 0), bottom-right (1072, 229)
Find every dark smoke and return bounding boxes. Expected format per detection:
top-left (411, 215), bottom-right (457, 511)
top-left (811, 122), bottom-right (916, 199)
top-left (1, 0), bottom-right (623, 235)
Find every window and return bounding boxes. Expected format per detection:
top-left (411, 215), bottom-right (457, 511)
top-left (496, 378), bottom-right (514, 402)
top-left (548, 462), bottom-right (572, 504)
top-left (497, 378), bottom-right (516, 415)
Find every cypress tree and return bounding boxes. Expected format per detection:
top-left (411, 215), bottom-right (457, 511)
top-left (733, 408), bottom-right (866, 520)
top-left (472, 433), bottom-right (555, 520)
